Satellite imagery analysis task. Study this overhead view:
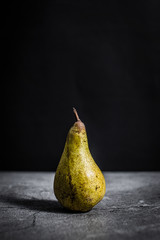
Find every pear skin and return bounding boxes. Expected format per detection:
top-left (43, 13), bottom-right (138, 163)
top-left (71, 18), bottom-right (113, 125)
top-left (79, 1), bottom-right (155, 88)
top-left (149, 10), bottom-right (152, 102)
top-left (54, 108), bottom-right (106, 212)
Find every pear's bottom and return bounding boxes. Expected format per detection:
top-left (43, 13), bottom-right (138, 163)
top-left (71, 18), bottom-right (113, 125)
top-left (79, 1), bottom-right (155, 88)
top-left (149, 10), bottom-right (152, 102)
top-left (54, 167), bottom-right (106, 212)
top-left (55, 196), bottom-right (94, 212)
top-left (54, 190), bottom-right (105, 213)
top-left (54, 178), bottom-right (106, 212)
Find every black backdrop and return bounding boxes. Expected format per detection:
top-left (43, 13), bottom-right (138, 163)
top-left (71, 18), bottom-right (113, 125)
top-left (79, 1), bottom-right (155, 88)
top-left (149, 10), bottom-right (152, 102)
top-left (3, 0), bottom-right (160, 171)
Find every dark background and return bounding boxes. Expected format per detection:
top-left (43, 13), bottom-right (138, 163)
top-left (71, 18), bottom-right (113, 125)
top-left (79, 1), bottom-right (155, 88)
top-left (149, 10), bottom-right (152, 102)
top-left (3, 0), bottom-right (160, 171)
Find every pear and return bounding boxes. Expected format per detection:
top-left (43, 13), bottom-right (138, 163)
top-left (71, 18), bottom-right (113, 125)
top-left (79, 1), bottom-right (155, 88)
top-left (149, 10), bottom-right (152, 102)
top-left (54, 108), bottom-right (106, 212)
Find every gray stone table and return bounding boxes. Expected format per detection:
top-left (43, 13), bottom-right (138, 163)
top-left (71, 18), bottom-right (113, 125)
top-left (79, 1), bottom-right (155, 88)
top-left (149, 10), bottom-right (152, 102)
top-left (0, 172), bottom-right (160, 240)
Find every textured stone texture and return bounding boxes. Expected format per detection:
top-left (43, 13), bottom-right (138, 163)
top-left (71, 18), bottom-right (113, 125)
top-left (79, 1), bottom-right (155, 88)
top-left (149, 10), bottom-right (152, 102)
top-left (0, 172), bottom-right (160, 240)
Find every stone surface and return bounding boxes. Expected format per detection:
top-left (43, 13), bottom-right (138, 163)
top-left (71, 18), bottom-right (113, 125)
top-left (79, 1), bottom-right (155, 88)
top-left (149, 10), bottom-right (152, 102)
top-left (0, 172), bottom-right (160, 240)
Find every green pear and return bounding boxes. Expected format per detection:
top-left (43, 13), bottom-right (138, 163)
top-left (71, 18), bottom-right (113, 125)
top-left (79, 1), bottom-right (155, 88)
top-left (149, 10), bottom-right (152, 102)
top-left (54, 108), bottom-right (106, 212)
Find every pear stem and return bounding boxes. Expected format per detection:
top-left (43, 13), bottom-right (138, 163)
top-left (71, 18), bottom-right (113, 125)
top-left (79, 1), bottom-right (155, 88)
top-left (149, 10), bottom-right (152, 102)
top-left (73, 107), bottom-right (80, 121)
